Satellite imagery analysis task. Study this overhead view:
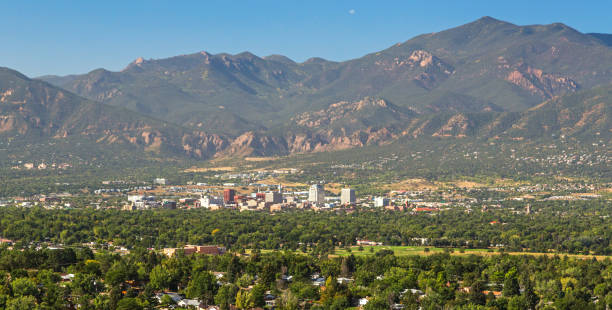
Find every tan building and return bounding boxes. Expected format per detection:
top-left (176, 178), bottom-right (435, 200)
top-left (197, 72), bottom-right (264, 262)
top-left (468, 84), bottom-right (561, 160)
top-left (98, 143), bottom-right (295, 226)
top-left (265, 192), bottom-right (283, 204)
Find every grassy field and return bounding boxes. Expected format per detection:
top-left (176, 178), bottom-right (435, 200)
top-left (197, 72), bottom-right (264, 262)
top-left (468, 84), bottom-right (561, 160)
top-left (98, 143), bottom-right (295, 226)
top-left (244, 246), bottom-right (610, 260)
top-left (332, 245), bottom-right (611, 260)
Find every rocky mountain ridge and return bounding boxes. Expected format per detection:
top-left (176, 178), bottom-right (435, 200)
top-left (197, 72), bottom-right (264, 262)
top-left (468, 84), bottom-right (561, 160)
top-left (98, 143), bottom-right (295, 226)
top-left (2, 17), bottom-right (610, 160)
top-left (3, 65), bottom-right (611, 160)
top-left (40, 17), bottom-right (612, 136)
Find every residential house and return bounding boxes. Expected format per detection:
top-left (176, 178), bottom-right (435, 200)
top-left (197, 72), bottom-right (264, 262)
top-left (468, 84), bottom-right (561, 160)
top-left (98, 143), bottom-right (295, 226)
top-left (178, 299), bottom-right (202, 308)
top-left (155, 292), bottom-right (184, 304)
top-left (264, 292), bottom-right (276, 307)
top-left (312, 277), bottom-right (326, 286)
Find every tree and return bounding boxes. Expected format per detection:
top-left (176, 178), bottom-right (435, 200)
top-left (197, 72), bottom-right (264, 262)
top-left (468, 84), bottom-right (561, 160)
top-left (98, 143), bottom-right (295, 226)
top-left (36, 269), bottom-right (60, 285)
top-left (109, 287), bottom-right (122, 310)
top-left (93, 295), bottom-right (110, 310)
top-left (11, 278), bottom-right (38, 298)
top-left (160, 294), bottom-right (175, 305)
top-left (604, 294), bottom-right (612, 310)
top-left (250, 284), bottom-right (266, 307)
top-left (72, 273), bottom-right (102, 296)
top-left (36, 270), bottom-right (64, 309)
top-left (116, 297), bottom-right (143, 310)
top-left (401, 291), bottom-right (420, 310)
top-left (104, 262), bottom-right (128, 287)
top-left (235, 289), bottom-right (254, 309)
top-left (523, 279), bottom-right (539, 310)
top-left (46, 248), bottom-right (77, 271)
top-left (364, 296), bottom-right (389, 310)
top-left (227, 255), bottom-right (242, 282)
top-left (503, 268), bottom-right (520, 297)
top-left (215, 284), bottom-right (238, 310)
top-left (354, 268), bottom-right (376, 287)
top-left (259, 263), bottom-right (276, 286)
top-left (468, 280), bottom-right (487, 305)
top-left (553, 291), bottom-right (594, 310)
top-left (185, 271), bottom-right (217, 305)
top-left (508, 295), bottom-right (528, 310)
top-left (320, 277), bottom-right (338, 305)
top-left (289, 281), bottom-right (319, 300)
top-left (6, 296), bottom-right (39, 310)
top-left (149, 265), bottom-right (171, 291)
top-left (340, 255), bottom-right (356, 277)
top-left (236, 273), bottom-right (254, 288)
top-left (330, 295), bottom-right (350, 310)
top-left (83, 259), bottom-right (102, 276)
top-left (278, 290), bottom-right (299, 310)
top-left (320, 260), bottom-right (340, 278)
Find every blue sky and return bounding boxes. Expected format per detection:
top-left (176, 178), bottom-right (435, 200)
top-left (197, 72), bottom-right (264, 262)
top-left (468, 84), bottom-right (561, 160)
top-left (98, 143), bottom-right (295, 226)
top-left (2, 0), bottom-right (611, 77)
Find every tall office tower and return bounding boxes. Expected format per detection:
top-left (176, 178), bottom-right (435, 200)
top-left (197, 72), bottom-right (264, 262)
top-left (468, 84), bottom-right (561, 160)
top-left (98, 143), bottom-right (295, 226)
top-left (265, 192), bottom-right (283, 204)
top-left (340, 188), bottom-right (356, 205)
top-left (308, 184), bottom-right (325, 205)
top-left (223, 188), bottom-right (235, 203)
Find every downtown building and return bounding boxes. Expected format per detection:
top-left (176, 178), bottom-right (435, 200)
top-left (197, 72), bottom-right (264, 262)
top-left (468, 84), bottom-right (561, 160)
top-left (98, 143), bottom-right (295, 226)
top-left (308, 184), bottom-right (325, 206)
top-left (340, 188), bottom-right (356, 205)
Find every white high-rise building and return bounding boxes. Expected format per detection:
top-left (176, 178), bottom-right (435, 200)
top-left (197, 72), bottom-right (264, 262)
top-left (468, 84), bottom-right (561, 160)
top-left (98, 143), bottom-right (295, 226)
top-left (340, 188), bottom-right (356, 205)
top-left (308, 184), bottom-right (325, 205)
top-left (374, 197), bottom-right (389, 208)
top-left (199, 196), bottom-right (223, 208)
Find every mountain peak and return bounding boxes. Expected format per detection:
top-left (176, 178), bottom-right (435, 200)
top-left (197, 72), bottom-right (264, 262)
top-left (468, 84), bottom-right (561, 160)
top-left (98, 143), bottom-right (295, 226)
top-left (263, 54), bottom-right (296, 64)
top-left (543, 22), bottom-right (579, 32)
top-left (466, 16), bottom-right (515, 28)
top-left (476, 16), bottom-right (502, 23)
top-left (235, 51), bottom-right (259, 59)
top-left (415, 16), bottom-right (518, 47)
top-left (303, 57), bottom-right (333, 64)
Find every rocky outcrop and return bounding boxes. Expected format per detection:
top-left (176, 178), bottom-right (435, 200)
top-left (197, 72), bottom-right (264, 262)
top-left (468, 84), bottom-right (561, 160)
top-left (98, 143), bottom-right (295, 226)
top-left (505, 64), bottom-right (579, 98)
top-left (292, 97), bottom-right (406, 128)
top-left (432, 114), bottom-right (471, 137)
top-left (372, 50), bottom-right (455, 89)
top-left (219, 131), bottom-right (288, 157)
top-left (283, 127), bottom-right (397, 153)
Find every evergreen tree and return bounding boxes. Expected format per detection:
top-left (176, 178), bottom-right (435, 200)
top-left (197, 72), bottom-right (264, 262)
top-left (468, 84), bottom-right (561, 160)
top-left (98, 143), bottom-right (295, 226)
top-left (503, 268), bottom-right (520, 297)
top-left (469, 280), bottom-right (487, 305)
top-left (185, 271), bottom-right (217, 305)
top-left (524, 279), bottom-right (539, 310)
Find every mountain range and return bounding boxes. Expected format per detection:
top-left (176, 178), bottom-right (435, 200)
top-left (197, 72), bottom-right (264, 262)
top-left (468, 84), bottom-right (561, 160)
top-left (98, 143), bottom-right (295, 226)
top-left (2, 17), bottom-right (611, 161)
